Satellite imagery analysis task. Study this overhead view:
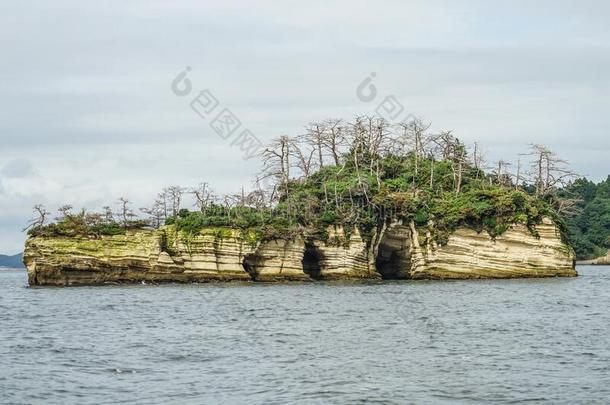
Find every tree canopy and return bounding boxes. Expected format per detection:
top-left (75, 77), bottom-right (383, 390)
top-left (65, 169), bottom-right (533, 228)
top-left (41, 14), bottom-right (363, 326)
top-left (559, 176), bottom-right (610, 259)
top-left (28, 116), bottom-right (600, 256)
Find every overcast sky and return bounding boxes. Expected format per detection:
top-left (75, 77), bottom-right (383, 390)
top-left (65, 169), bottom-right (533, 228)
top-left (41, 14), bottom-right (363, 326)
top-left (1, 0), bottom-right (609, 253)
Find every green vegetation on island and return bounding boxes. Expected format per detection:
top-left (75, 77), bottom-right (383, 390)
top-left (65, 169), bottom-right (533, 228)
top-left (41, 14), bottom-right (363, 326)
top-left (24, 117), bottom-right (607, 259)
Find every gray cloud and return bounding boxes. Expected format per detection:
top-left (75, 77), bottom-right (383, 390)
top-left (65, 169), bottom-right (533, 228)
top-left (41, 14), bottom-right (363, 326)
top-left (1, 159), bottom-right (37, 178)
top-left (1, 0), bottom-right (610, 252)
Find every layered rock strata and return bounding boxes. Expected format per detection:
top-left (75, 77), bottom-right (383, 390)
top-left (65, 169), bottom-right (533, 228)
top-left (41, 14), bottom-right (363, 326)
top-left (24, 218), bottom-right (577, 286)
top-left (408, 218), bottom-right (576, 279)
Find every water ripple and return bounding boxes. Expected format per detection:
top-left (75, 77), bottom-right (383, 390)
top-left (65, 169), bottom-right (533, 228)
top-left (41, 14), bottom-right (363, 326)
top-left (1, 267), bottom-right (610, 404)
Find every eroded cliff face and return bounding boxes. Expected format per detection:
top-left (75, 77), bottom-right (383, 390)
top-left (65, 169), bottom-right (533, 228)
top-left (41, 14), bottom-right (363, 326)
top-left (23, 225), bottom-right (376, 285)
top-left (407, 217), bottom-right (577, 279)
top-left (23, 227), bottom-right (254, 286)
top-left (312, 227), bottom-right (379, 280)
top-left (23, 218), bottom-right (576, 286)
top-left (243, 238), bottom-right (311, 281)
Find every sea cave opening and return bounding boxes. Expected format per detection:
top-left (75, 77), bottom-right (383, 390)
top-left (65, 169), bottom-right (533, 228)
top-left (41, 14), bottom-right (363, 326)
top-left (302, 242), bottom-right (323, 280)
top-left (375, 227), bottom-right (412, 279)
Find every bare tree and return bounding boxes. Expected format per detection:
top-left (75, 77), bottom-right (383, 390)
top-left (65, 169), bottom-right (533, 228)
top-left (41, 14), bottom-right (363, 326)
top-left (321, 118), bottom-right (345, 165)
top-left (555, 192), bottom-right (583, 216)
top-left (244, 187), bottom-right (268, 210)
top-left (398, 118), bottom-right (431, 192)
top-left (118, 197), bottom-right (136, 229)
top-left (409, 118), bottom-right (432, 167)
top-left (289, 137), bottom-right (316, 179)
top-left (102, 206), bottom-right (114, 223)
top-left (471, 142), bottom-right (486, 181)
top-left (305, 122), bottom-right (326, 169)
top-left (526, 144), bottom-right (579, 197)
top-left (472, 142), bottom-right (480, 170)
top-left (493, 159), bottom-right (512, 187)
top-left (223, 194), bottom-right (240, 211)
top-left (452, 140), bottom-right (468, 194)
top-left (432, 130), bottom-right (455, 160)
top-left (191, 182), bottom-right (214, 214)
top-left (156, 189), bottom-right (169, 220)
top-left (85, 212), bottom-right (104, 231)
top-left (262, 136), bottom-right (292, 214)
top-left (430, 130), bottom-right (467, 193)
top-left (366, 117), bottom-right (393, 187)
top-left (512, 158), bottom-right (524, 190)
top-left (23, 204), bottom-right (50, 231)
top-left (165, 186), bottom-right (185, 217)
top-left (428, 153), bottom-right (435, 189)
top-left (140, 200), bottom-right (164, 228)
top-left (366, 117), bottom-right (392, 160)
top-left (345, 117), bottom-right (369, 203)
top-left (262, 136), bottom-right (291, 183)
top-left (56, 204), bottom-right (73, 221)
top-left (253, 175), bottom-right (276, 208)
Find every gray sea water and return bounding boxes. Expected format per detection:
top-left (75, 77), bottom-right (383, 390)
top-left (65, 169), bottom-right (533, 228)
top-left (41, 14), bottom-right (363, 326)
top-left (1, 266), bottom-right (609, 404)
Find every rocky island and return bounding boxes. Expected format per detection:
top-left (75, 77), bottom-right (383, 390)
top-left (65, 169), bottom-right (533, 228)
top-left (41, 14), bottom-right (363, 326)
top-left (23, 117), bottom-right (577, 285)
top-left (24, 218), bottom-right (575, 285)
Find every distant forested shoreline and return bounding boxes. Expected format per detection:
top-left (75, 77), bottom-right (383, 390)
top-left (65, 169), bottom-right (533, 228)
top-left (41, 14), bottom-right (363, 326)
top-left (560, 176), bottom-right (610, 260)
top-left (0, 254), bottom-right (24, 269)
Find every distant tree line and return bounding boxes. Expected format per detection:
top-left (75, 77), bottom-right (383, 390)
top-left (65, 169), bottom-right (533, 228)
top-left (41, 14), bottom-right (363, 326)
top-left (558, 177), bottom-right (610, 259)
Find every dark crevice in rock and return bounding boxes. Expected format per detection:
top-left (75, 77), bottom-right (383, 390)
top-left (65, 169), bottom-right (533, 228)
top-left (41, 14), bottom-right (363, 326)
top-left (302, 241), bottom-right (322, 280)
top-left (159, 231), bottom-right (168, 253)
top-left (242, 253), bottom-right (258, 280)
top-left (375, 227), bottom-right (412, 279)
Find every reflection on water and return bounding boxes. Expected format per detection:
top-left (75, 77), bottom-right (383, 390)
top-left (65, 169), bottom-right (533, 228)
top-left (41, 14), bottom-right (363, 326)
top-left (1, 266), bottom-right (609, 404)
